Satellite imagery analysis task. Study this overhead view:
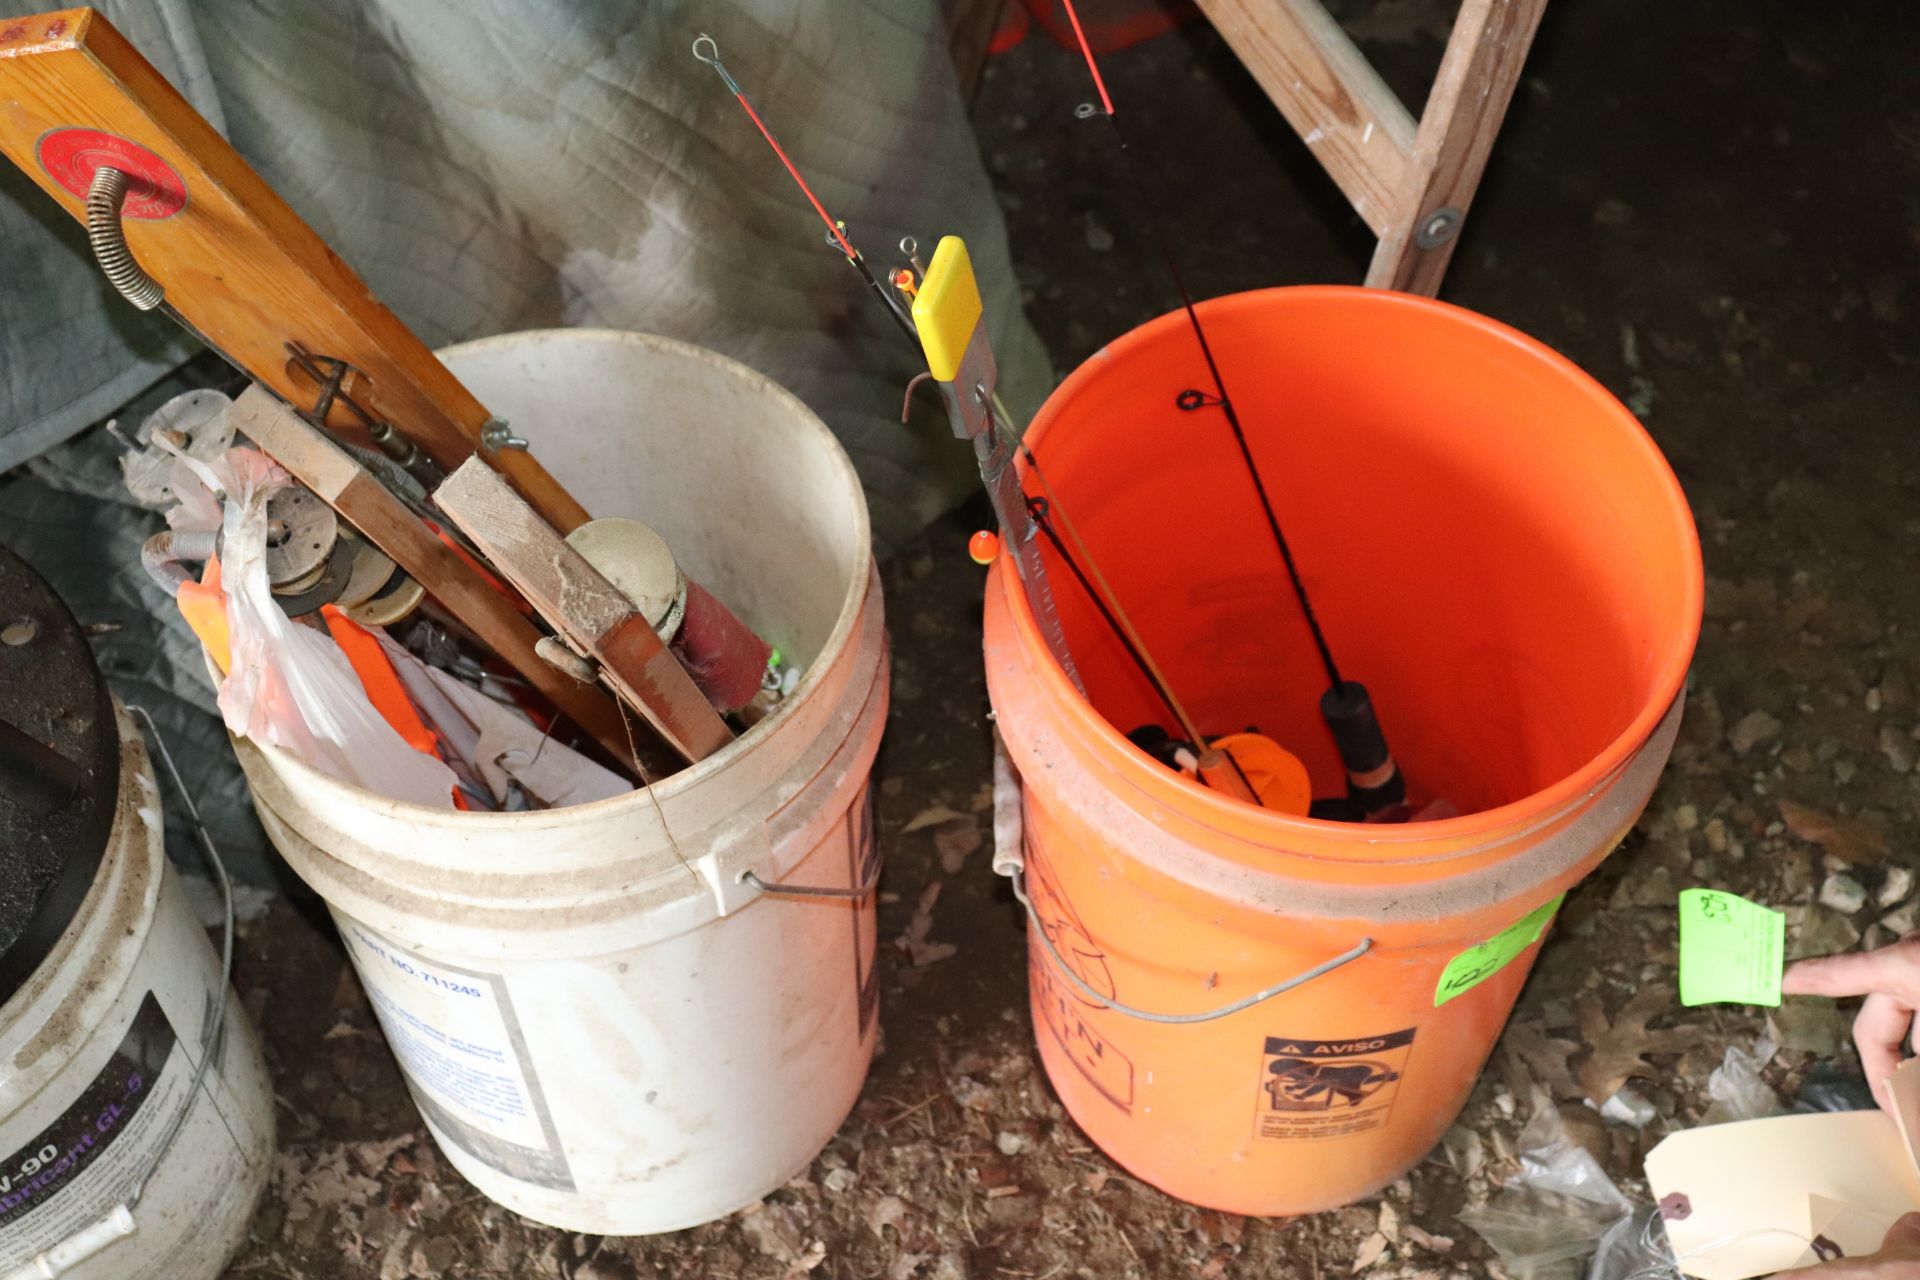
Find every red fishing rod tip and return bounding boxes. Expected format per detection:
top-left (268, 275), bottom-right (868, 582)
top-left (1057, 0), bottom-right (1116, 116)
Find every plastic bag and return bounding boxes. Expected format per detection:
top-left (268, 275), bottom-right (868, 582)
top-left (207, 449), bottom-right (457, 807)
top-left (378, 633), bottom-right (629, 809)
top-left (1459, 1092), bottom-right (1635, 1279)
top-left (1701, 1037), bottom-right (1780, 1126)
top-left (1795, 1061), bottom-right (1880, 1114)
top-left (1587, 1206), bottom-right (1681, 1280)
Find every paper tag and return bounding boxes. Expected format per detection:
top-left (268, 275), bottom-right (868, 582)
top-left (1678, 889), bottom-right (1784, 1006)
top-left (1434, 894), bottom-right (1564, 1007)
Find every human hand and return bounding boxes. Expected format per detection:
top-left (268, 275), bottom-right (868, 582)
top-left (1788, 1212), bottom-right (1920, 1276)
top-left (1782, 932), bottom-right (1920, 1114)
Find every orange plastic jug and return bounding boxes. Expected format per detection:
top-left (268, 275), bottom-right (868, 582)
top-left (983, 286), bottom-right (1701, 1215)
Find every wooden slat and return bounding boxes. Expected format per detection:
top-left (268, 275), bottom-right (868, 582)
top-left (0, 8), bottom-right (588, 532)
top-left (226, 387), bottom-right (637, 771)
top-left (1364, 0), bottom-right (1545, 293)
top-left (433, 459), bottom-right (733, 766)
top-left (1195, 0), bottom-right (1415, 236)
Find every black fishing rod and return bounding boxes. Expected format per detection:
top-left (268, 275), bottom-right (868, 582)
top-left (1053, 0), bottom-right (1404, 816)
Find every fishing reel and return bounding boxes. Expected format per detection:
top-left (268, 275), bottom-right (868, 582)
top-left (125, 387), bottom-right (427, 625)
top-left (140, 478), bottom-right (425, 625)
top-left (257, 484), bottom-right (424, 623)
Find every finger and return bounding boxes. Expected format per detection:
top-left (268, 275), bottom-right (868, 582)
top-left (1886, 1211), bottom-right (1920, 1251)
top-left (1854, 991), bottom-right (1914, 1113)
top-left (1784, 950), bottom-right (1895, 998)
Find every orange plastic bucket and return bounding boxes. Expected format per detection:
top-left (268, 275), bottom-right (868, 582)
top-left (983, 286), bottom-right (1702, 1215)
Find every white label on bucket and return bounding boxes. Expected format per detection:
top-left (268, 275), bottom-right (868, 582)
top-left (0, 994), bottom-right (198, 1262)
top-left (341, 925), bottom-right (573, 1191)
top-left (1252, 1028), bottom-right (1416, 1142)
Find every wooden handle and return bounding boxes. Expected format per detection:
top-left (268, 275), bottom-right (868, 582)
top-left (0, 8), bottom-right (588, 532)
top-left (434, 458), bottom-right (733, 766)
top-left (225, 386), bottom-right (638, 771)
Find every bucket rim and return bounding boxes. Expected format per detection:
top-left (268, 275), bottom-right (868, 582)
top-left (1000, 284), bottom-right (1704, 852)
top-left (245, 327), bottom-right (875, 826)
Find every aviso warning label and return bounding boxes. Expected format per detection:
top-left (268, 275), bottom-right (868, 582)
top-left (1253, 1028), bottom-right (1415, 1142)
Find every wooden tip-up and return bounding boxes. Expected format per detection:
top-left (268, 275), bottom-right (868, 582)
top-left (0, 7), bottom-right (588, 532)
top-left (433, 458), bottom-right (734, 767)
top-left (225, 386), bottom-right (641, 773)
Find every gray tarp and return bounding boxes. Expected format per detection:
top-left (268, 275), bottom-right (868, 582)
top-left (0, 0), bottom-right (1048, 882)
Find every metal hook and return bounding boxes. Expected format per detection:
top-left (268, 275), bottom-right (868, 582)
top-left (900, 371), bottom-right (933, 423)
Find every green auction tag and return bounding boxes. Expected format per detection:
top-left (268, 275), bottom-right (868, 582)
top-left (1678, 888), bottom-right (1785, 1006)
top-left (1435, 894), bottom-right (1565, 1007)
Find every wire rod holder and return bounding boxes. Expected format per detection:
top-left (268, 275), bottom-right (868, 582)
top-left (85, 166), bottom-right (165, 311)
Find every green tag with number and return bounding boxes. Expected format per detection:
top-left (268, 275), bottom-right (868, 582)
top-left (1678, 888), bottom-right (1785, 1007)
top-left (1434, 894), bottom-right (1565, 1007)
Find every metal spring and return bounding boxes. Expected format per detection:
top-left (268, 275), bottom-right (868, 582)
top-left (86, 166), bottom-right (166, 311)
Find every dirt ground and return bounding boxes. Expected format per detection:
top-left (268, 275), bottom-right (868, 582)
top-left (221, 2), bottom-right (1920, 1277)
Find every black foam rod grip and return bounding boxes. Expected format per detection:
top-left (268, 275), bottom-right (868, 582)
top-left (1319, 681), bottom-right (1405, 808)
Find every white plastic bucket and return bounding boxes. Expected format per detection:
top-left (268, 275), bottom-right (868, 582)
top-left (0, 708), bottom-right (273, 1279)
top-left (233, 329), bottom-right (889, 1234)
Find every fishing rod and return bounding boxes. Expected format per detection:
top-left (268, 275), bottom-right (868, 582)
top-left (691, 35), bottom-right (1265, 806)
top-left (1053, 0), bottom-right (1404, 817)
top-left (691, 35), bottom-right (916, 344)
top-left (977, 392), bottom-right (1259, 802)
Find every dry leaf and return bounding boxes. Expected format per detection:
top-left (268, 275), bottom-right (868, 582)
top-left (865, 1194), bottom-right (912, 1239)
top-left (739, 1201), bottom-right (807, 1263)
top-left (348, 1134), bottom-right (417, 1177)
top-left (1351, 1231), bottom-right (1390, 1272)
top-left (897, 882), bottom-right (958, 966)
top-left (934, 820), bottom-right (983, 873)
top-left (1779, 800), bottom-right (1889, 865)
top-left (1575, 986), bottom-right (1707, 1103)
top-left (1500, 1020), bottom-right (1584, 1101)
top-left (901, 804), bottom-right (968, 833)
top-left (1404, 1224), bottom-right (1455, 1253)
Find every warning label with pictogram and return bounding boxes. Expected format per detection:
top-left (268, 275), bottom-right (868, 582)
top-left (1253, 1028), bottom-right (1415, 1141)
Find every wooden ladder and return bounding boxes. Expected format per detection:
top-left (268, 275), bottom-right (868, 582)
top-left (1195, 0), bottom-right (1547, 294)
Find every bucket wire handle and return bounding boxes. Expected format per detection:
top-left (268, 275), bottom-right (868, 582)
top-left (1005, 866), bottom-right (1372, 1025)
top-left (739, 858), bottom-right (881, 901)
top-left (990, 732), bottom-right (1369, 1025)
top-left (1, 708), bottom-right (238, 1280)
